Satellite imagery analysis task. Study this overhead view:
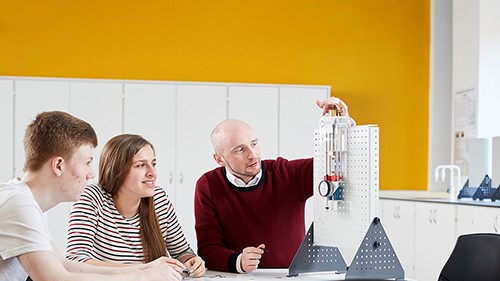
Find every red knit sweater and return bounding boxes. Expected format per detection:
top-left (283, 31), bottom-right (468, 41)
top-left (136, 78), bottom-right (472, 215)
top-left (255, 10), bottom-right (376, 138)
top-left (194, 157), bottom-right (313, 272)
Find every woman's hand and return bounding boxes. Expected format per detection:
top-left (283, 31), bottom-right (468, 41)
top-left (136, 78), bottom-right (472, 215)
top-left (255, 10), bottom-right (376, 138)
top-left (183, 256), bottom-right (206, 277)
top-left (140, 256), bottom-right (185, 274)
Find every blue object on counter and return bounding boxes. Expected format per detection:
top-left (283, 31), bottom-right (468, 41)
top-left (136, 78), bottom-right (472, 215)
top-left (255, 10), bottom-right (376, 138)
top-left (457, 175), bottom-right (498, 201)
top-left (491, 184), bottom-right (500, 202)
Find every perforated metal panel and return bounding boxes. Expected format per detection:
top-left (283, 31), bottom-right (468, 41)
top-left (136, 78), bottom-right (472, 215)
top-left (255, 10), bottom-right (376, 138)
top-left (346, 218), bottom-right (405, 279)
top-left (288, 223), bottom-right (347, 277)
top-left (313, 125), bottom-right (379, 261)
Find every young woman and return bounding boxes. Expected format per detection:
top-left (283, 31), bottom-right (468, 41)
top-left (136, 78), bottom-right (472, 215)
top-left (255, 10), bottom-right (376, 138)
top-left (66, 134), bottom-right (205, 277)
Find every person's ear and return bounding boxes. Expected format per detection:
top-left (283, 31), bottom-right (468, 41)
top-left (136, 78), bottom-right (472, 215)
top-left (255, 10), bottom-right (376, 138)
top-left (213, 153), bottom-right (225, 166)
top-left (51, 157), bottom-right (64, 176)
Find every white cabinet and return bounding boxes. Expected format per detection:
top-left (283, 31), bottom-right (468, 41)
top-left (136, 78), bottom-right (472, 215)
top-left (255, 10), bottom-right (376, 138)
top-left (379, 200), bottom-right (416, 279)
top-left (381, 197), bottom-right (500, 281)
top-left (456, 204), bottom-right (500, 235)
top-left (228, 86), bottom-right (279, 159)
top-left (69, 81), bottom-right (123, 181)
top-left (279, 86), bottom-right (329, 228)
top-left (124, 83), bottom-right (228, 251)
top-left (176, 85), bottom-right (227, 250)
top-left (279, 86), bottom-right (328, 159)
top-left (14, 80), bottom-right (72, 253)
top-left (14, 80), bottom-right (71, 177)
top-left (0, 79), bottom-right (14, 182)
top-left (5, 76), bottom-right (331, 255)
top-left (123, 83), bottom-right (177, 202)
top-left (414, 202), bottom-right (456, 281)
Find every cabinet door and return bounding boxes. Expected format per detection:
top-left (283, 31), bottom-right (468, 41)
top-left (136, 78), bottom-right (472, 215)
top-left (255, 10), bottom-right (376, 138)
top-left (69, 81), bottom-right (123, 182)
top-left (123, 83), bottom-right (177, 204)
top-left (380, 199), bottom-right (416, 279)
top-left (14, 80), bottom-right (70, 177)
top-left (456, 205), bottom-right (500, 234)
top-left (0, 79), bottom-right (14, 181)
top-left (279, 86), bottom-right (328, 159)
top-left (14, 79), bottom-right (71, 253)
top-left (414, 202), bottom-right (456, 281)
top-left (176, 85), bottom-right (227, 250)
top-left (228, 86), bottom-right (279, 159)
top-left (279, 87), bottom-right (328, 230)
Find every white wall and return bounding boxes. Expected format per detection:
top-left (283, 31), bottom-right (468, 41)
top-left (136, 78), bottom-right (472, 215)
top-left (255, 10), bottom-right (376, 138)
top-left (428, 0), bottom-right (453, 191)
top-left (430, 0), bottom-right (500, 189)
top-left (478, 0), bottom-right (500, 140)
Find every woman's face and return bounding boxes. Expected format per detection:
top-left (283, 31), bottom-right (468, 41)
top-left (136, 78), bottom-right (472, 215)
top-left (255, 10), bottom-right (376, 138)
top-left (120, 144), bottom-right (157, 200)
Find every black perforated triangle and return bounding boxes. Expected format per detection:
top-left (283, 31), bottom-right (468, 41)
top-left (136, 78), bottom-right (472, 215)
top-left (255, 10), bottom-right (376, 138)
top-left (346, 217), bottom-right (405, 280)
top-left (288, 222), bottom-right (347, 277)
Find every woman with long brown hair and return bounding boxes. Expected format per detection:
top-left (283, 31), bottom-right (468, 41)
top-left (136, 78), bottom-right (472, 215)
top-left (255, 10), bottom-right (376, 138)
top-left (66, 134), bottom-right (205, 277)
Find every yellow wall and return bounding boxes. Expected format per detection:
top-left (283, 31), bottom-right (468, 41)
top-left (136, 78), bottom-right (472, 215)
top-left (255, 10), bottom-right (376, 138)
top-left (0, 0), bottom-right (429, 190)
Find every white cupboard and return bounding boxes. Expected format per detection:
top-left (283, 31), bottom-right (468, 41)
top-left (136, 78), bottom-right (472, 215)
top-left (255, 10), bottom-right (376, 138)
top-left (0, 79), bottom-right (13, 182)
top-left (123, 83), bottom-right (177, 202)
top-left (456, 204), bottom-right (500, 235)
top-left (14, 80), bottom-right (71, 177)
top-left (278, 86), bottom-right (329, 228)
top-left (2, 76), bottom-right (331, 255)
top-left (413, 202), bottom-right (456, 281)
top-left (228, 85), bottom-right (279, 159)
top-left (175, 85), bottom-right (227, 250)
top-left (69, 81), bottom-right (123, 179)
top-left (381, 198), bottom-right (500, 281)
top-left (13, 80), bottom-right (72, 252)
top-left (379, 200), bottom-right (416, 278)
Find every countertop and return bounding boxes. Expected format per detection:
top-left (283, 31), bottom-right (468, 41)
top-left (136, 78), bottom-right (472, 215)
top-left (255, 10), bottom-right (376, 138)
top-left (379, 190), bottom-right (500, 208)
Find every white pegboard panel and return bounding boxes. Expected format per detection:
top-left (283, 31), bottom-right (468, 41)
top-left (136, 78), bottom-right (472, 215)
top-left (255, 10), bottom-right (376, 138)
top-left (313, 125), bottom-right (379, 261)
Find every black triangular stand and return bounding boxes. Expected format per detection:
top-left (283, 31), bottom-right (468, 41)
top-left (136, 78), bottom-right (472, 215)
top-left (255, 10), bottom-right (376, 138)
top-left (346, 217), bottom-right (405, 280)
top-left (288, 222), bottom-right (347, 277)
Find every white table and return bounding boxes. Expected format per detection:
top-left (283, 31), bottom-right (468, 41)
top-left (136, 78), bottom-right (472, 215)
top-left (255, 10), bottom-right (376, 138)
top-left (189, 269), bottom-right (414, 281)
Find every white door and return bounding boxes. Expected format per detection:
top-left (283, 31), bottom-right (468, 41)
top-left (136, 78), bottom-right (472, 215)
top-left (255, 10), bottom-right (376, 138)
top-left (0, 79), bottom-right (14, 182)
top-left (279, 86), bottom-right (329, 159)
top-left (176, 84), bottom-right (227, 250)
top-left (414, 202), bottom-right (456, 281)
top-left (123, 83), bottom-right (177, 204)
top-left (228, 86), bottom-right (279, 159)
top-left (380, 199), bottom-right (416, 278)
top-left (279, 86), bottom-right (329, 230)
top-left (14, 79), bottom-right (71, 253)
top-left (69, 81), bottom-right (123, 182)
top-left (14, 80), bottom-right (70, 177)
top-left (456, 204), bottom-right (500, 234)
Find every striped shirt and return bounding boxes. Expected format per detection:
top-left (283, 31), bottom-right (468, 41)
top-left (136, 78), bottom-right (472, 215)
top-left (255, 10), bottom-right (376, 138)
top-left (66, 183), bottom-right (194, 263)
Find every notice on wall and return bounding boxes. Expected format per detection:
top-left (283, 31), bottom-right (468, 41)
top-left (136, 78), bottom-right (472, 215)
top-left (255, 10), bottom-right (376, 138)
top-left (453, 88), bottom-right (478, 176)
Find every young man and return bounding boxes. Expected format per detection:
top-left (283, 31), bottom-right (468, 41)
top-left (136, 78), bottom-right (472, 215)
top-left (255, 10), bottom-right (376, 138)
top-left (194, 97), bottom-right (349, 273)
top-left (0, 111), bottom-right (183, 281)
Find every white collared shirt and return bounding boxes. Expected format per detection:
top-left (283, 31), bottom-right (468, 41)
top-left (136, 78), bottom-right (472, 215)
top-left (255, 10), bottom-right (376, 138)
top-left (225, 169), bottom-right (262, 188)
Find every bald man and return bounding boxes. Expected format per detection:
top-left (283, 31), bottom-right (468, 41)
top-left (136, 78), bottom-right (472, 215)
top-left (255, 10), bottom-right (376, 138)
top-left (194, 97), bottom-right (348, 273)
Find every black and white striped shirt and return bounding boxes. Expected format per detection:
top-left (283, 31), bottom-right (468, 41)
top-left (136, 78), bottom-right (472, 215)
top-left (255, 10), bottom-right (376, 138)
top-left (66, 183), bottom-right (194, 263)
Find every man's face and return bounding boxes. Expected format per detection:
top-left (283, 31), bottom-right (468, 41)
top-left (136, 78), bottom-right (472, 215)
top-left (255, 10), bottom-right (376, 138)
top-left (217, 127), bottom-right (261, 183)
top-left (60, 144), bottom-right (95, 201)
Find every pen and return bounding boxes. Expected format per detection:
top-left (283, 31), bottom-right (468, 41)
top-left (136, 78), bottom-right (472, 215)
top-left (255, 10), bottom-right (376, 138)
top-left (260, 247), bottom-right (269, 253)
top-left (182, 267), bottom-right (192, 277)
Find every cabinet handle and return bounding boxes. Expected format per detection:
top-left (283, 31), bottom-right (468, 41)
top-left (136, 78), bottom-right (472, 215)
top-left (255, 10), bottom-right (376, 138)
top-left (168, 172), bottom-right (173, 184)
top-left (494, 215), bottom-right (498, 233)
top-left (428, 209), bottom-right (433, 223)
top-left (393, 206), bottom-right (399, 219)
top-left (433, 209), bottom-right (437, 224)
top-left (179, 172), bottom-right (184, 184)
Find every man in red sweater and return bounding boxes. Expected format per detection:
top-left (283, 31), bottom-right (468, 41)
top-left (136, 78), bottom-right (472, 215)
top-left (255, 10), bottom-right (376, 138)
top-left (194, 97), bottom-right (349, 273)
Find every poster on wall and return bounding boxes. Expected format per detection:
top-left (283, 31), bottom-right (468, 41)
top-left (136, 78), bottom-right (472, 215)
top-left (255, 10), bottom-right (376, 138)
top-left (453, 87), bottom-right (478, 177)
